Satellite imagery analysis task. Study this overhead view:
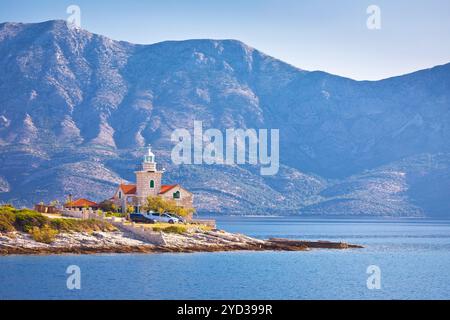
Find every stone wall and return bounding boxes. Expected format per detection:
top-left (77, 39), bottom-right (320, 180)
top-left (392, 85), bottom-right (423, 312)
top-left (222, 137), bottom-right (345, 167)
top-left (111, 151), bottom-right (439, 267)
top-left (62, 208), bottom-right (104, 220)
top-left (114, 222), bottom-right (166, 246)
top-left (62, 208), bottom-right (166, 245)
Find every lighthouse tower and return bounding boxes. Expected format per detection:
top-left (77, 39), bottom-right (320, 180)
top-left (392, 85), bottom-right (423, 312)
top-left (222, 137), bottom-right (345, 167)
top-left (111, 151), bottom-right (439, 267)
top-left (135, 146), bottom-right (163, 202)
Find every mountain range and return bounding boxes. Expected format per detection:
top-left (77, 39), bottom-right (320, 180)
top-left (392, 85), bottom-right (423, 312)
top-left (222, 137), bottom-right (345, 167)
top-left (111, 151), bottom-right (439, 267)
top-left (0, 20), bottom-right (449, 217)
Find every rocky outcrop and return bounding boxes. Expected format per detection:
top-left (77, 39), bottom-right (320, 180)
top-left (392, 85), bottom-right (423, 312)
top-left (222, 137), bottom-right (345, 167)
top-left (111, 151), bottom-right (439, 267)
top-left (0, 229), bottom-right (362, 256)
top-left (0, 230), bottom-right (154, 255)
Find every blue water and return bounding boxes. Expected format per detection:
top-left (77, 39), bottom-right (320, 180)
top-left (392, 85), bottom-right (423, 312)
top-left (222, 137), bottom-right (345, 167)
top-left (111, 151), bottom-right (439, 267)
top-left (1, 217), bottom-right (450, 300)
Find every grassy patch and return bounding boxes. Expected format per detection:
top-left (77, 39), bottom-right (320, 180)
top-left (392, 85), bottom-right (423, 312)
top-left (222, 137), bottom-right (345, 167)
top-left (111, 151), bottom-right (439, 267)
top-left (0, 207), bottom-right (15, 232)
top-left (14, 209), bottom-right (48, 232)
top-left (194, 224), bottom-right (214, 232)
top-left (146, 222), bottom-right (211, 234)
top-left (30, 225), bottom-right (59, 244)
top-left (50, 218), bottom-right (116, 233)
top-left (152, 224), bottom-right (188, 234)
top-left (105, 212), bottom-right (126, 218)
top-left (0, 205), bottom-right (117, 243)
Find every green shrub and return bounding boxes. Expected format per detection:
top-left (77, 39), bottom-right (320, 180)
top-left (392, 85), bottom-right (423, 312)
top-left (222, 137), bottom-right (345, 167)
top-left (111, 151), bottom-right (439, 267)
top-left (50, 218), bottom-right (78, 232)
top-left (143, 196), bottom-right (195, 218)
top-left (0, 207), bottom-right (16, 232)
top-left (50, 218), bottom-right (116, 233)
top-left (0, 205), bottom-right (117, 235)
top-left (14, 210), bottom-right (49, 232)
top-left (105, 212), bottom-right (125, 218)
top-left (98, 200), bottom-right (117, 212)
top-left (30, 225), bottom-right (59, 244)
top-left (78, 219), bottom-right (117, 233)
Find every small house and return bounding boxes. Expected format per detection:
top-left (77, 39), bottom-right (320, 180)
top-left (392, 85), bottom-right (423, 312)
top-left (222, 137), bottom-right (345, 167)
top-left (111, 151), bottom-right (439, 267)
top-left (64, 198), bottom-right (99, 210)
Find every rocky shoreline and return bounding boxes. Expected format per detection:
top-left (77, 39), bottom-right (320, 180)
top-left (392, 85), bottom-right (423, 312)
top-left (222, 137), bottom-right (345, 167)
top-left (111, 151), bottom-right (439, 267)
top-left (0, 228), bottom-right (363, 256)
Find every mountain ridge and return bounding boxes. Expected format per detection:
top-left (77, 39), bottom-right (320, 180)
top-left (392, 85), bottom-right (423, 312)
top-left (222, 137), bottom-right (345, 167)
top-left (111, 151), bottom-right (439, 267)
top-left (0, 20), bottom-right (449, 217)
top-left (3, 19), bottom-right (448, 81)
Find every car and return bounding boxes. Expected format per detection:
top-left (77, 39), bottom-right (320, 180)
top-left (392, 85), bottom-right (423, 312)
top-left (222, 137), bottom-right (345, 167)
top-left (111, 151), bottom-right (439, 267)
top-left (129, 213), bottom-right (155, 224)
top-left (148, 212), bottom-right (180, 224)
top-left (166, 213), bottom-right (186, 223)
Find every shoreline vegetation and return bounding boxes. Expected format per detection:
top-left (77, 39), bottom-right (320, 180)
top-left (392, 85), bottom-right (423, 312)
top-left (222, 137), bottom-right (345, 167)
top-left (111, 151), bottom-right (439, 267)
top-left (0, 205), bottom-right (363, 256)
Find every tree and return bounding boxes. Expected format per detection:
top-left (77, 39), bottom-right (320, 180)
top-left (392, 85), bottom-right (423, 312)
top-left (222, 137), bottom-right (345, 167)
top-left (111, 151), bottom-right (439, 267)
top-left (98, 200), bottom-right (117, 212)
top-left (173, 206), bottom-right (195, 218)
top-left (143, 196), bottom-right (195, 218)
top-left (50, 200), bottom-right (60, 207)
top-left (143, 196), bottom-right (169, 214)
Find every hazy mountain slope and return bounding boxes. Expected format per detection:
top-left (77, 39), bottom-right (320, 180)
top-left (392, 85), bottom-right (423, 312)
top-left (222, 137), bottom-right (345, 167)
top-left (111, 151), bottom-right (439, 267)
top-left (0, 20), bottom-right (449, 217)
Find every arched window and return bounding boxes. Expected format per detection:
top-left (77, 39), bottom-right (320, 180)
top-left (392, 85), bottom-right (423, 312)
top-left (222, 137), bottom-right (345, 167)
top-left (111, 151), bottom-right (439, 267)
top-left (150, 180), bottom-right (155, 188)
top-left (118, 191), bottom-right (122, 199)
top-left (173, 191), bottom-right (181, 199)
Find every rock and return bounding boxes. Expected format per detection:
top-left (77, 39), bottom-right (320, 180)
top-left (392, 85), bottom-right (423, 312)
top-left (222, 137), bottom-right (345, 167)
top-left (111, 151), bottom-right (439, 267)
top-left (0, 227), bottom-right (363, 256)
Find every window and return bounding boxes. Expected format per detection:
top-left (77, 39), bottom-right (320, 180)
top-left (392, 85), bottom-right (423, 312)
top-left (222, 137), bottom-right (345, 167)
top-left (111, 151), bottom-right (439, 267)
top-left (118, 191), bottom-right (122, 199)
top-left (173, 191), bottom-right (181, 199)
top-left (150, 180), bottom-right (155, 188)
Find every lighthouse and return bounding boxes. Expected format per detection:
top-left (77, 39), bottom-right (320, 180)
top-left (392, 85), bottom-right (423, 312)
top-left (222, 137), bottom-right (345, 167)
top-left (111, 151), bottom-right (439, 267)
top-left (111, 146), bottom-right (194, 215)
top-left (135, 146), bottom-right (163, 201)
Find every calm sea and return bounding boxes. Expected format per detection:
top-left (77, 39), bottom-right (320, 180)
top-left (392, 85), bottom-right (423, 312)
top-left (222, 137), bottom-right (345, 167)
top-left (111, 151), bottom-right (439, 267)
top-left (1, 217), bottom-right (449, 300)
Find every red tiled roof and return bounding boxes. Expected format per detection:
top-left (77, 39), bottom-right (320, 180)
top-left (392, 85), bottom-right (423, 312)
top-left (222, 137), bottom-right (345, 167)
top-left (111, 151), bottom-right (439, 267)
top-left (65, 198), bottom-right (98, 208)
top-left (120, 184), bottom-right (137, 195)
top-left (159, 185), bottom-right (178, 194)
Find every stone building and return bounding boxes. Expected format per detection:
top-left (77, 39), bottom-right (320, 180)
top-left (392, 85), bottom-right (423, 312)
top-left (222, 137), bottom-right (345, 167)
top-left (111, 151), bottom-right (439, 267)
top-left (111, 147), bottom-right (193, 214)
top-left (34, 204), bottom-right (60, 214)
top-left (64, 198), bottom-right (99, 210)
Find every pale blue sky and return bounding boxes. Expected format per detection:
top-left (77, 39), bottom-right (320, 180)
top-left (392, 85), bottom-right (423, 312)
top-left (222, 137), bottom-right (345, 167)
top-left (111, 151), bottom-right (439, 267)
top-left (1, 0), bottom-right (449, 80)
